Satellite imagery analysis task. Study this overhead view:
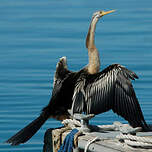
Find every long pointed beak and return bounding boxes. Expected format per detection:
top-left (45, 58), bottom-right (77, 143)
top-left (102, 10), bottom-right (116, 16)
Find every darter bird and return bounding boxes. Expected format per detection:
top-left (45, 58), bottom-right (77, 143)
top-left (6, 10), bottom-right (149, 146)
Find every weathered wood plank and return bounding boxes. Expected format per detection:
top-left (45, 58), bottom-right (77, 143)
top-left (43, 127), bottom-right (152, 152)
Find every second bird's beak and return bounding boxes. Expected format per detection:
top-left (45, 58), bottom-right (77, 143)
top-left (101, 10), bottom-right (115, 16)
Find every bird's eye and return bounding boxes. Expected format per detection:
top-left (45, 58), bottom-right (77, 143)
top-left (96, 14), bottom-right (100, 18)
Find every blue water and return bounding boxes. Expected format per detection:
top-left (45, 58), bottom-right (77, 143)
top-left (1, 0), bottom-right (152, 151)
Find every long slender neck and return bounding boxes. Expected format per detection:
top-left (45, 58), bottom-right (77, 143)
top-left (86, 17), bottom-right (100, 74)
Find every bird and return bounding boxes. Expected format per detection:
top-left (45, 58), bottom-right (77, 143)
top-left (6, 10), bottom-right (149, 146)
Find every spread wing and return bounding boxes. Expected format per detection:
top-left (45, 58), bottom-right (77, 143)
top-left (52, 56), bottom-right (73, 96)
top-left (43, 56), bottom-right (74, 116)
top-left (53, 57), bottom-right (72, 87)
top-left (72, 64), bottom-right (148, 128)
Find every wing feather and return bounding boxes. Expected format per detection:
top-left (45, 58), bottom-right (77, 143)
top-left (72, 64), bottom-right (148, 128)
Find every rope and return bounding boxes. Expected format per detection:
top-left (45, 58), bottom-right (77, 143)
top-left (58, 129), bottom-right (79, 152)
top-left (116, 133), bottom-right (152, 144)
top-left (53, 127), bottom-right (71, 152)
top-left (74, 131), bottom-right (83, 148)
top-left (124, 140), bottom-right (152, 148)
top-left (84, 137), bottom-right (99, 152)
top-left (62, 119), bottom-right (81, 129)
top-left (116, 133), bottom-right (152, 148)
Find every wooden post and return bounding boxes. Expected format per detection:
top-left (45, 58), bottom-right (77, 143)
top-left (43, 128), bottom-right (54, 152)
top-left (43, 127), bottom-right (71, 152)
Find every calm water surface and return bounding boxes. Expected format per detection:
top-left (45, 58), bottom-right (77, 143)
top-left (1, 0), bottom-right (152, 151)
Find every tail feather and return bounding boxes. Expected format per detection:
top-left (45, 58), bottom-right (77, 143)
top-left (6, 114), bottom-right (48, 145)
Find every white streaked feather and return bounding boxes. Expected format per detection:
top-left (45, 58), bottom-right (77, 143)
top-left (71, 64), bottom-right (146, 128)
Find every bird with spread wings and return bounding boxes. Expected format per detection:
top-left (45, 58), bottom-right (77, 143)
top-left (6, 10), bottom-right (149, 146)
